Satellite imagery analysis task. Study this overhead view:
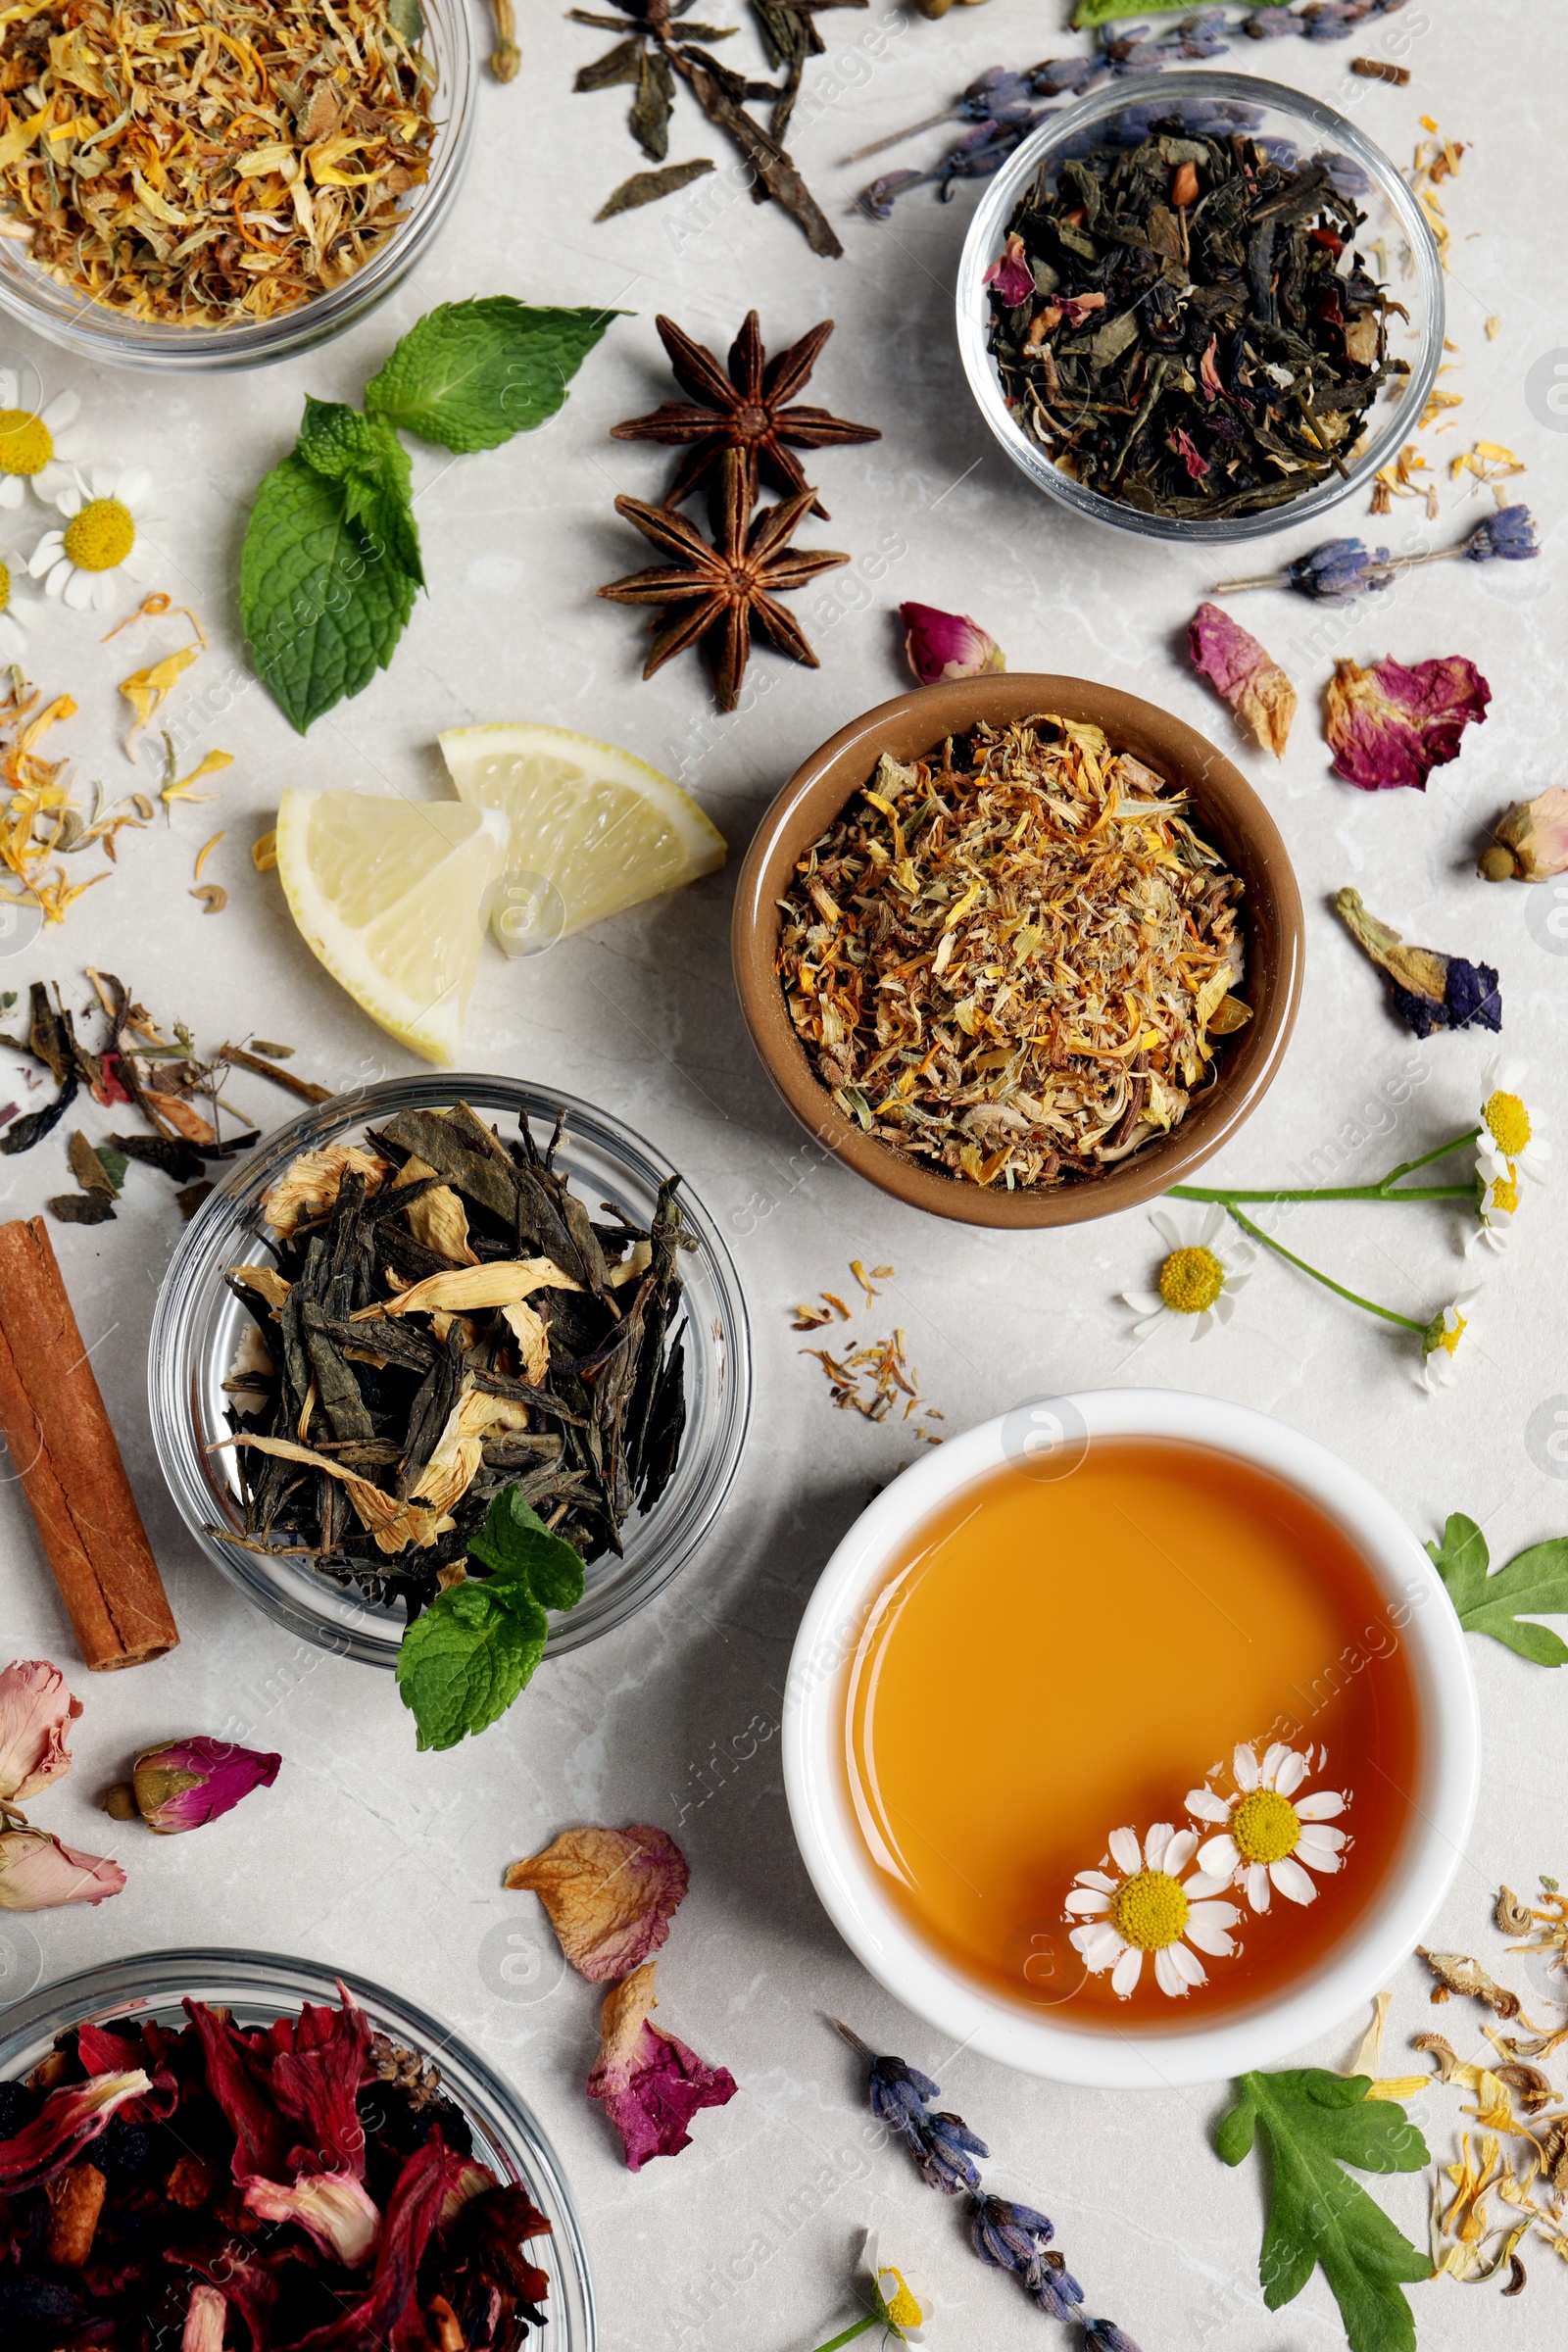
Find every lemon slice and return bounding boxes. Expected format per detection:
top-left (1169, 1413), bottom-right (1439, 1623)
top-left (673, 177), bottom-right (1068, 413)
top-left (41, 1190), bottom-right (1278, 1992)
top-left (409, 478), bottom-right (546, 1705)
top-left (275, 788), bottom-right (509, 1066)
top-left (437, 722), bottom-right (726, 953)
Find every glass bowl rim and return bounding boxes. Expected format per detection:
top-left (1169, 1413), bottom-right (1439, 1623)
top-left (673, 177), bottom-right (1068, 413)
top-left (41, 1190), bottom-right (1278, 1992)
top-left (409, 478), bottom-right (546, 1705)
top-left (0, 0), bottom-right (476, 372)
top-left (147, 1073), bottom-right (753, 1666)
top-left (956, 68), bottom-right (1446, 544)
top-left (0, 1941), bottom-right (596, 2349)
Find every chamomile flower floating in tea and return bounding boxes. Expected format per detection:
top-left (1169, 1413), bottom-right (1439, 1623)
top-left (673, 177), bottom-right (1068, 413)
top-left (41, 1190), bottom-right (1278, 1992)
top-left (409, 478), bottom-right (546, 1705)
top-left (1122, 1205), bottom-right (1252, 1342)
top-left (1065, 1823), bottom-right (1241, 1999)
top-left (0, 383), bottom-right (91, 509)
top-left (1188, 1743), bottom-right (1348, 1913)
top-left (28, 468), bottom-right (159, 612)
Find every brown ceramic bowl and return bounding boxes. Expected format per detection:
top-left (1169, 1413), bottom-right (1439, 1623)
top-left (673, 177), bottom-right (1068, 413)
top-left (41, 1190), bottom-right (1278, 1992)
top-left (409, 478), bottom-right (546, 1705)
top-left (731, 675), bottom-right (1303, 1229)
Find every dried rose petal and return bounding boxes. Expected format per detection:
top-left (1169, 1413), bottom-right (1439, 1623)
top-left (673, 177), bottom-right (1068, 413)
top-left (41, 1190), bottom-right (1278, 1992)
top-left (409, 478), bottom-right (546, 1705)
top-left (242, 2169), bottom-right (380, 2266)
top-left (1168, 427), bottom-right (1209, 480)
top-left (1486, 785), bottom-right (1568, 881)
top-left (983, 231), bottom-right (1033, 309)
top-left (503, 1824), bottom-right (689, 1982)
top-left (0, 2069), bottom-right (150, 2192)
top-left (1325, 654), bottom-right (1492, 791)
top-left (900, 603), bottom-right (1006, 689)
top-left (131, 1736), bottom-right (281, 1834)
top-left (587, 1961), bottom-right (737, 2172)
top-left (0, 1828), bottom-right (123, 1912)
top-left (1188, 603), bottom-right (1297, 759)
top-left (0, 1658), bottom-right (81, 1806)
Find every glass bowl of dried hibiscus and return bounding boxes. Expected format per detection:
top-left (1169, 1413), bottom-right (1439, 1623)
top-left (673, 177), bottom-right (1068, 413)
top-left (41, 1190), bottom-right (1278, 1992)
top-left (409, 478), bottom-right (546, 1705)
top-left (0, 1948), bottom-right (595, 2348)
top-left (0, 0), bottom-right (477, 371)
top-left (148, 1077), bottom-right (752, 1674)
top-left (956, 72), bottom-right (1445, 542)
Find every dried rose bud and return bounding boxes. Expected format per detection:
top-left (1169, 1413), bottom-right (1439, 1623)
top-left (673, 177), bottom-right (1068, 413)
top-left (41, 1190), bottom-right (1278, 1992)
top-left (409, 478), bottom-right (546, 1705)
top-left (0, 1657), bottom-right (81, 1811)
top-left (0, 1827), bottom-right (124, 1911)
top-left (124, 1737), bottom-right (280, 1835)
top-left (1484, 785), bottom-right (1568, 882)
top-left (900, 603), bottom-right (1006, 688)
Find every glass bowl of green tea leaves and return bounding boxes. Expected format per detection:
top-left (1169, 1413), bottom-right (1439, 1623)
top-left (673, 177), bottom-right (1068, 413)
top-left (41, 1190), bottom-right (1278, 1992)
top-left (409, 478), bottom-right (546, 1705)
top-left (149, 1078), bottom-right (751, 1695)
top-left (956, 73), bottom-right (1444, 541)
top-left (0, 0), bottom-right (475, 371)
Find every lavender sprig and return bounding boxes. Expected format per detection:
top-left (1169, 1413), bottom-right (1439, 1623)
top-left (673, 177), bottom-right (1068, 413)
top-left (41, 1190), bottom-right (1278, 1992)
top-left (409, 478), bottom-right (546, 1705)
top-left (1210, 507), bottom-right (1539, 601)
top-left (831, 2021), bottom-right (988, 2192)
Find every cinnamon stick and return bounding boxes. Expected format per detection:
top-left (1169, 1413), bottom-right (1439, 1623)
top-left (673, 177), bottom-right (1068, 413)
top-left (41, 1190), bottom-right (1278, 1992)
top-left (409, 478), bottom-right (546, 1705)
top-left (0, 1216), bottom-right (177, 1669)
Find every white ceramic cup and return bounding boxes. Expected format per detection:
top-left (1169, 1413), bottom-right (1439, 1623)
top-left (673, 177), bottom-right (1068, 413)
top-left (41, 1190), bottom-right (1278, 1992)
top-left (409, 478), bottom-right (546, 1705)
top-left (782, 1388), bottom-right (1480, 2088)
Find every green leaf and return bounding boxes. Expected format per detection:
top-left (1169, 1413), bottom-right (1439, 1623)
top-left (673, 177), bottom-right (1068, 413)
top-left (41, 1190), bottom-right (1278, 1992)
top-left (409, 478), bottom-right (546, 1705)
top-left (386, 0), bottom-right (422, 37)
top-left (365, 297), bottom-right (622, 454)
top-left (574, 32), bottom-right (645, 90)
top-left (1216, 2069), bottom-right (1431, 2352)
top-left (240, 455), bottom-right (417, 734)
top-left (468, 1485), bottom-right (585, 1613)
top-left (296, 398), bottom-right (423, 588)
top-left (1073, 0), bottom-right (1218, 21)
top-left (596, 159), bottom-right (713, 220)
top-left (395, 1578), bottom-right (549, 1750)
top-left (93, 1142), bottom-right (128, 1194)
top-left (1429, 1511), bottom-right (1568, 1666)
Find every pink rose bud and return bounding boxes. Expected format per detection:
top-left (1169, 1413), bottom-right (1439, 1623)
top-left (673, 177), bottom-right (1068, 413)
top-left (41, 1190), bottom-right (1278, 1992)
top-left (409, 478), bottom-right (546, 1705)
top-left (900, 603), bottom-right (1006, 688)
top-left (0, 1658), bottom-right (82, 1810)
top-left (128, 1737), bottom-right (281, 1835)
top-left (1486, 784), bottom-right (1568, 882)
top-left (0, 1827), bottom-right (124, 1910)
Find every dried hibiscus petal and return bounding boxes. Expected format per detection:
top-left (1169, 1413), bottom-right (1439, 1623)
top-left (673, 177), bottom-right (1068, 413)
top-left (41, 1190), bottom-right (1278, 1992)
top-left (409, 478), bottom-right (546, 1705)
top-left (242, 2169), bottom-right (380, 2267)
top-left (503, 1823), bottom-right (689, 1982)
top-left (1325, 653), bottom-right (1492, 791)
top-left (587, 1961), bottom-right (737, 2172)
top-left (0, 2070), bottom-right (150, 2193)
top-left (1188, 603), bottom-right (1296, 758)
top-left (1334, 888), bottom-right (1501, 1038)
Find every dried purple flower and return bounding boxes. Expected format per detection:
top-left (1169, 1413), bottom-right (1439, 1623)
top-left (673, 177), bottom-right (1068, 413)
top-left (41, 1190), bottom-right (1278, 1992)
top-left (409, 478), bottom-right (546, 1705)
top-left (1334, 888), bottom-right (1501, 1038)
top-left (969, 2191), bottom-right (1055, 2272)
top-left (1290, 538), bottom-right (1396, 599)
top-left (913, 2109), bottom-right (989, 2196)
top-left (833, 2023), bottom-right (988, 2193)
top-left (867, 2051), bottom-right (942, 2145)
top-left (1082, 2321), bottom-right (1144, 2352)
top-left (1028, 2247), bottom-right (1086, 2322)
top-left (1464, 504), bottom-right (1538, 563)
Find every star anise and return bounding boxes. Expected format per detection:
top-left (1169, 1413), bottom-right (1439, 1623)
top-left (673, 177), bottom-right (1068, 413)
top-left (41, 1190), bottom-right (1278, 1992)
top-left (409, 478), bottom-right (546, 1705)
top-left (611, 311), bottom-right (880, 518)
top-left (597, 448), bottom-right (848, 712)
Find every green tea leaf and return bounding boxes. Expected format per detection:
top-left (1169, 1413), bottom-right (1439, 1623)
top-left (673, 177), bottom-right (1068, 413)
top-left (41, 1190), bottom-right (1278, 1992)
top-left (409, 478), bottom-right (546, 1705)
top-left (395, 1578), bottom-right (549, 1750)
top-left (240, 454), bottom-right (417, 735)
top-left (596, 158), bottom-right (713, 220)
top-left (365, 297), bottom-right (621, 453)
top-left (575, 32), bottom-right (644, 90)
top-left (296, 397), bottom-right (423, 587)
top-left (469, 1485), bottom-right (586, 1613)
top-left (1216, 2069), bottom-right (1431, 2352)
top-left (629, 45), bottom-right (674, 161)
top-left (1429, 1512), bottom-right (1568, 1666)
top-left (93, 1142), bottom-right (128, 1193)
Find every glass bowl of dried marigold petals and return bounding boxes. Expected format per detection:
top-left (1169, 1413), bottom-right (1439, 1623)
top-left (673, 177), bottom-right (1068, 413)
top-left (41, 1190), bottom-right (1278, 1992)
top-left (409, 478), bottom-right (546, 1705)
top-left (733, 675), bottom-right (1304, 1230)
top-left (0, 0), bottom-right (476, 370)
top-left (0, 1947), bottom-right (596, 2348)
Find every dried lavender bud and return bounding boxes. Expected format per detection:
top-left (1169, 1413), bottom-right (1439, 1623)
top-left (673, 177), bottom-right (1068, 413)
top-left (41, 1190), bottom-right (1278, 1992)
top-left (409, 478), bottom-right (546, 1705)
top-left (1082, 2321), bottom-right (1143, 2352)
top-left (1465, 504), bottom-right (1538, 562)
top-left (1284, 538), bottom-right (1396, 599)
top-left (1027, 2246), bottom-right (1085, 2320)
top-left (969, 2191), bottom-right (1056, 2270)
top-left (912, 2109), bottom-right (989, 2196)
top-left (866, 2051), bottom-right (944, 2145)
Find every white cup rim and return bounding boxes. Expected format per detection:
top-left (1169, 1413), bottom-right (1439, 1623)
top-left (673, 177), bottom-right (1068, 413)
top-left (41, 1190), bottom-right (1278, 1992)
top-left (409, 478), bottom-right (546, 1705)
top-left (782, 1388), bottom-right (1480, 2087)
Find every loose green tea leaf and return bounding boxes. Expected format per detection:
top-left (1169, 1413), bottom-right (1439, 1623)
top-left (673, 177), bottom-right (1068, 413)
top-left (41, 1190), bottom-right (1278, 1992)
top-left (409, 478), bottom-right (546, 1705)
top-left (1428, 1512), bottom-right (1568, 1666)
top-left (69, 1128), bottom-right (118, 1198)
top-left (297, 398), bottom-right (423, 589)
top-left (365, 298), bottom-right (620, 453)
top-left (469, 1487), bottom-right (587, 1613)
top-left (94, 1141), bottom-right (129, 1193)
top-left (596, 158), bottom-right (714, 220)
top-left (396, 1576), bottom-right (550, 1750)
top-left (240, 455), bottom-right (417, 736)
top-left (575, 33), bottom-right (644, 90)
top-left (48, 1191), bottom-right (116, 1225)
top-left (630, 45), bottom-right (675, 160)
top-left (1216, 2069), bottom-right (1431, 2352)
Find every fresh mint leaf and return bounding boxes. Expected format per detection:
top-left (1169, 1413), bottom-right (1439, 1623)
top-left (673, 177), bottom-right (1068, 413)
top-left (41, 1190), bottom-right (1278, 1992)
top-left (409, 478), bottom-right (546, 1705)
top-left (240, 454), bottom-right (416, 734)
top-left (395, 1577), bottom-right (549, 1751)
top-left (365, 297), bottom-right (621, 454)
top-left (1428, 1510), bottom-right (1568, 1666)
top-left (1217, 2069), bottom-right (1431, 2352)
top-left (296, 398), bottom-right (423, 588)
top-left (469, 1485), bottom-right (586, 1613)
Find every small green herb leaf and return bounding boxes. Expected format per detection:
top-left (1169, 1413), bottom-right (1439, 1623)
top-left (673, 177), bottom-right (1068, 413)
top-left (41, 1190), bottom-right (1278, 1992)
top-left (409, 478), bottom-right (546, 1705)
top-left (469, 1485), bottom-right (586, 1613)
top-left (365, 297), bottom-right (622, 453)
top-left (1216, 2069), bottom-right (1431, 2352)
top-left (386, 0), bottom-right (422, 39)
top-left (1428, 1511), bottom-right (1568, 1666)
top-left (240, 454), bottom-right (417, 734)
top-left (93, 1142), bottom-right (128, 1193)
top-left (395, 1578), bottom-right (549, 1751)
top-left (296, 398), bottom-right (423, 588)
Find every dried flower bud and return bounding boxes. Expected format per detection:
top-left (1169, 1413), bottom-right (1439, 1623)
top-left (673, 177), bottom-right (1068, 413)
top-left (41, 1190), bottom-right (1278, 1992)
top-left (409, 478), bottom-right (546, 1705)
top-left (0, 1828), bottom-right (124, 1911)
top-left (128, 1737), bottom-right (280, 1835)
top-left (0, 1658), bottom-right (81, 1810)
top-left (1282, 537), bottom-right (1395, 601)
top-left (1486, 785), bottom-right (1568, 882)
top-left (1464, 504), bottom-right (1538, 563)
top-left (900, 602), bottom-right (1006, 687)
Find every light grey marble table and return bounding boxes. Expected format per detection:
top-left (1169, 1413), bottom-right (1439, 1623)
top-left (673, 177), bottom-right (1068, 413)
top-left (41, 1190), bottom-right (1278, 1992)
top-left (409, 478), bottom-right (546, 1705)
top-left (0, 5), bottom-right (1562, 2347)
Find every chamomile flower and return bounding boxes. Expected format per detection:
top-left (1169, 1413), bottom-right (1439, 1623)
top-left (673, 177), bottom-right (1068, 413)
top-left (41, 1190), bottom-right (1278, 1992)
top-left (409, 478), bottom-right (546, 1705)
top-left (28, 466), bottom-right (160, 612)
top-left (1122, 1205), bottom-right (1253, 1342)
top-left (1187, 1742), bottom-right (1349, 1913)
top-left (1065, 1822), bottom-right (1240, 1999)
top-left (1419, 1289), bottom-right (1479, 1396)
top-left (865, 2233), bottom-right (930, 2342)
top-left (0, 378), bottom-right (91, 507)
top-left (0, 547), bottom-right (36, 664)
top-left (1468, 1161), bottom-right (1518, 1256)
top-left (1475, 1057), bottom-right (1548, 1190)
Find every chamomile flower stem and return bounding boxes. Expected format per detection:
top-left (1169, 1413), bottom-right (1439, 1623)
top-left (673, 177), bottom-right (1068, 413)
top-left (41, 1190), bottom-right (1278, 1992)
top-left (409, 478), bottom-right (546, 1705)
top-left (809, 2319), bottom-right (879, 2351)
top-left (1220, 1205), bottom-right (1427, 1334)
top-left (1169, 1127), bottom-right (1483, 1206)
